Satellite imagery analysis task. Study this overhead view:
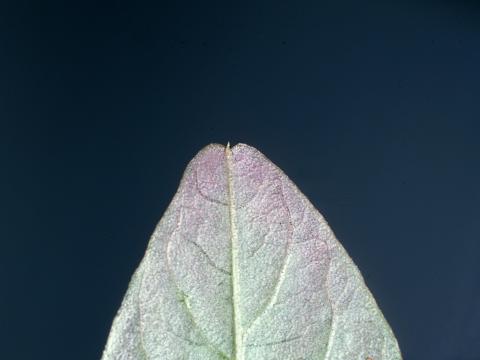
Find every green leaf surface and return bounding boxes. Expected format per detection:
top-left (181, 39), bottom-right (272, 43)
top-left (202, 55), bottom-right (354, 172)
top-left (102, 143), bottom-right (402, 360)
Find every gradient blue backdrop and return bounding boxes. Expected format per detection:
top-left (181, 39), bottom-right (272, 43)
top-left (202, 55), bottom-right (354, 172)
top-left (1, 1), bottom-right (479, 359)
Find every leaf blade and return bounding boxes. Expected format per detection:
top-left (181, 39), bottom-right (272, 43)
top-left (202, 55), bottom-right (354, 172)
top-left (102, 143), bottom-right (402, 360)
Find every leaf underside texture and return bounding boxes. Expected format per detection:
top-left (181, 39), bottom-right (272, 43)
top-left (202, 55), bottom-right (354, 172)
top-left (101, 143), bottom-right (402, 360)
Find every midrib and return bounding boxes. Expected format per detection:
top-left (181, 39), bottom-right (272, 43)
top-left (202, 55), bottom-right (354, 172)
top-left (225, 144), bottom-right (243, 360)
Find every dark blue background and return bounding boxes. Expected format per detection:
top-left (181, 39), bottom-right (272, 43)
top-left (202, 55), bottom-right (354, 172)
top-left (1, 1), bottom-right (479, 359)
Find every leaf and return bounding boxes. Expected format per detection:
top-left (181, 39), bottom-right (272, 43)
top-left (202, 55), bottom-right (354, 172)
top-left (101, 143), bottom-right (402, 360)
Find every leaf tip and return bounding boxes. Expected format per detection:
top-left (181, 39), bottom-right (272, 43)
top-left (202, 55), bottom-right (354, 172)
top-left (225, 141), bottom-right (232, 157)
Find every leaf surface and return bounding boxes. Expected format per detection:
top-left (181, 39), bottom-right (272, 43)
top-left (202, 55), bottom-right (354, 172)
top-left (102, 143), bottom-right (402, 360)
